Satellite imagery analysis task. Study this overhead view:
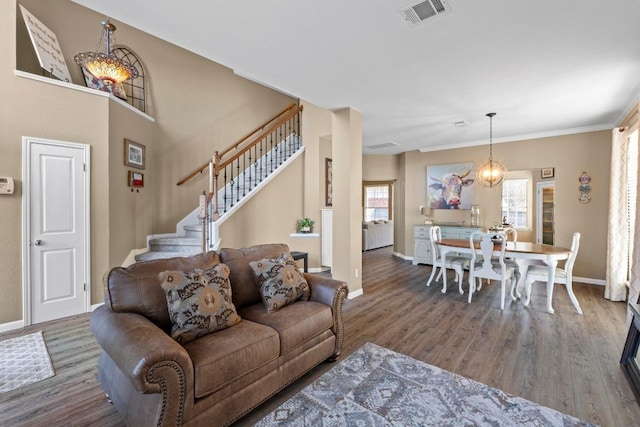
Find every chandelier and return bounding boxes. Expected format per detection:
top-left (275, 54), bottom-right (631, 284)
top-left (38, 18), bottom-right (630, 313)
top-left (476, 112), bottom-right (507, 188)
top-left (74, 20), bottom-right (138, 85)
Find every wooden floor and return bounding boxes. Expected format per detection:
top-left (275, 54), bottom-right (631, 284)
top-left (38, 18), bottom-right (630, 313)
top-left (1, 247), bottom-right (639, 426)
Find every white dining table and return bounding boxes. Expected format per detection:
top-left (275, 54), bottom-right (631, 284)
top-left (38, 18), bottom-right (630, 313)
top-left (437, 238), bottom-right (581, 314)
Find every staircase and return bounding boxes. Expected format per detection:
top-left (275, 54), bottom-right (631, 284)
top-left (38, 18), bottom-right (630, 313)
top-left (135, 104), bottom-right (303, 262)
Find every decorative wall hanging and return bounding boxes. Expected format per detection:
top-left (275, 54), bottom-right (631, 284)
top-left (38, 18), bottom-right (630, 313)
top-left (325, 158), bottom-right (333, 207)
top-left (541, 167), bottom-right (555, 179)
top-left (19, 5), bottom-right (72, 82)
top-left (427, 162), bottom-right (476, 209)
top-left (578, 171), bottom-right (591, 203)
top-left (128, 171), bottom-right (144, 188)
top-left (124, 139), bottom-right (145, 169)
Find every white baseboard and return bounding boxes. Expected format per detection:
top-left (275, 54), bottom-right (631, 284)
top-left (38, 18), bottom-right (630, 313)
top-left (394, 252), bottom-right (412, 261)
top-left (574, 276), bottom-right (605, 286)
top-left (0, 319), bottom-right (25, 333)
top-left (348, 288), bottom-right (363, 299)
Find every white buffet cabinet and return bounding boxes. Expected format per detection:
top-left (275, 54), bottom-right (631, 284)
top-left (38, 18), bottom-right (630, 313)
top-left (412, 224), bottom-right (481, 265)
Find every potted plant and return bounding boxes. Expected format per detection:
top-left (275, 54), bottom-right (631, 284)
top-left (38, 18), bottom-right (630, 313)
top-left (297, 217), bottom-right (315, 233)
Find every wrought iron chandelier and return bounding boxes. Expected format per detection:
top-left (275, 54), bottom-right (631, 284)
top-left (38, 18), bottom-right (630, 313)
top-left (74, 19), bottom-right (138, 85)
top-left (476, 112), bottom-right (506, 188)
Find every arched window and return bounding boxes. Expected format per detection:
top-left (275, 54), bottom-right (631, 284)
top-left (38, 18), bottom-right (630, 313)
top-left (111, 46), bottom-right (146, 113)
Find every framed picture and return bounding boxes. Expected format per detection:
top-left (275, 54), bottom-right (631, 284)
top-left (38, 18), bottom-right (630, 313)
top-left (325, 158), bottom-right (333, 207)
top-left (128, 170), bottom-right (144, 188)
top-left (541, 167), bottom-right (555, 179)
top-left (124, 139), bottom-right (145, 169)
top-left (81, 67), bottom-right (127, 100)
top-left (426, 162), bottom-right (476, 209)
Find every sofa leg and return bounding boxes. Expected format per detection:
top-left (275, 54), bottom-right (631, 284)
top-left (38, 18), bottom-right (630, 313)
top-left (327, 353), bottom-right (339, 362)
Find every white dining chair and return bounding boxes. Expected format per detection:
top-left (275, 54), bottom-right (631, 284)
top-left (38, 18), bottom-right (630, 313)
top-left (468, 231), bottom-right (517, 310)
top-left (502, 227), bottom-right (523, 298)
top-left (523, 232), bottom-right (582, 314)
top-left (426, 226), bottom-right (467, 294)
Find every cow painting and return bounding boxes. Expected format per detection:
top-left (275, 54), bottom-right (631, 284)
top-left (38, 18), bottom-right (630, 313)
top-left (427, 163), bottom-right (476, 210)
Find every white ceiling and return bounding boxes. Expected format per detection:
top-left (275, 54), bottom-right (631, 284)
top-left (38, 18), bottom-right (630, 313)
top-left (71, 0), bottom-right (640, 155)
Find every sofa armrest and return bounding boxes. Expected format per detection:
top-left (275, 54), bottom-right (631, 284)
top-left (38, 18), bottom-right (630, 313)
top-left (90, 305), bottom-right (194, 402)
top-left (304, 274), bottom-right (349, 359)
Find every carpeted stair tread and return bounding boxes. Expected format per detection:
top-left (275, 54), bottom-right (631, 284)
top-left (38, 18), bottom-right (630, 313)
top-left (135, 250), bottom-right (201, 262)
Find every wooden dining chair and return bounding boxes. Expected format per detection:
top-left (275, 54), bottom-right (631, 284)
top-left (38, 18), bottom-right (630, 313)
top-left (468, 231), bottom-right (517, 310)
top-left (426, 226), bottom-right (467, 294)
top-left (523, 232), bottom-right (582, 314)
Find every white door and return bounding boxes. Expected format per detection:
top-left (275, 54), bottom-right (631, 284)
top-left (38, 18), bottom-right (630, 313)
top-left (24, 138), bottom-right (89, 324)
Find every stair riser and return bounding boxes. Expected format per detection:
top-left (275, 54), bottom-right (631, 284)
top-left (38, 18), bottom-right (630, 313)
top-left (150, 244), bottom-right (201, 253)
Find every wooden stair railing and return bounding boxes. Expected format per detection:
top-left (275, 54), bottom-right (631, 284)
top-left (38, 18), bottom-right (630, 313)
top-left (179, 103), bottom-right (303, 252)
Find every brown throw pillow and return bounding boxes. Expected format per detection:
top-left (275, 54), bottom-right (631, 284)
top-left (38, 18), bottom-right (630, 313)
top-left (249, 253), bottom-right (310, 313)
top-left (159, 263), bottom-right (241, 344)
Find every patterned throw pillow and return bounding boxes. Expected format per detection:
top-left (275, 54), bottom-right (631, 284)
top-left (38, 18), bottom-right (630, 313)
top-left (249, 253), bottom-right (311, 313)
top-left (159, 263), bottom-right (241, 344)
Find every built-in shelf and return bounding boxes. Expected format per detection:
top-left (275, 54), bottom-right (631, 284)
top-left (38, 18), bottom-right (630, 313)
top-left (290, 233), bottom-right (319, 238)
top-left (14, 70), bottom-right (155, 122)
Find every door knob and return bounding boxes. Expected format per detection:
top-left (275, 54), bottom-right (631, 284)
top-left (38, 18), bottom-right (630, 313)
top-left (34, 240), bottom-right (44, 246)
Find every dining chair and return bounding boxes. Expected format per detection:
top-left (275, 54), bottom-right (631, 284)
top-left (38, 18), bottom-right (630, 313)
top-left (426, 226), bottom-right (467, 294)
top-left (502, 227), bottom-right (523, 298)
top-left (523, 232), bottom-right (582, 314)
top-left (468, 231), bottom-right (517, 310)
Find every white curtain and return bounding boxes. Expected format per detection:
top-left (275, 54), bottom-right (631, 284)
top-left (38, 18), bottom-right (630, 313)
top-left (606, 127), bottom-right (630, 302)
top-left (629, 128), bottom-right (640, 326)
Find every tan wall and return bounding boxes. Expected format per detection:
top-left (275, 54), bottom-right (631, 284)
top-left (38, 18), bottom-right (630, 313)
top-left (362, 154), bottom-right (399, 181)
top-left (2, 0), bottom-right (114, 324)
top-left (1, 0), bottom-right (304, 325)
top-left (107, 102), bottom-right (155, 274)
top-left (400, 130), bottom-right (611, 280)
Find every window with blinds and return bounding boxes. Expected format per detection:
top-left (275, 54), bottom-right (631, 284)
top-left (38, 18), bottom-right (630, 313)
top-left (501, 179), bottom-right (528, 229)
top-left (363, 181), bottom-right (393, 222)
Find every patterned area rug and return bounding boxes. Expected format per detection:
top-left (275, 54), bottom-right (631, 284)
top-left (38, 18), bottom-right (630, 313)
top-left (256, 342), bottom-right (596, 426)
top-left (0, 331), bottom-right (55, 394)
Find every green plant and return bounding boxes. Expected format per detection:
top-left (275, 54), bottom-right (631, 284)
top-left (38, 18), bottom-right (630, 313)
top-left (297, 217), bottom-right (315, 231)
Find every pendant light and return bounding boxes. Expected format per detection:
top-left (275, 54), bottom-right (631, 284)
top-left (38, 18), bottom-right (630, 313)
top-left (74, 19), bottom-right (139, 85)
top-left (476, 112), bottom-right (506, 188)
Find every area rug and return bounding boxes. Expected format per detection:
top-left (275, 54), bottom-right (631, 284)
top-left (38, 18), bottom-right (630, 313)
top-left (256, 342), bottom-right (596, 426)
top-left (0, 331), bottom-right (55, 394)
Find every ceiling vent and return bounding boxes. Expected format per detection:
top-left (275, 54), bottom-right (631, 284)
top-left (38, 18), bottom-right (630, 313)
top-left (399, 0), bottom-right (451, 26)
top-left (367, 142), bottom-right (399, 150)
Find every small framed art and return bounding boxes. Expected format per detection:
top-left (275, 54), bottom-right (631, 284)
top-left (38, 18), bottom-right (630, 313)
top-left (128, 170), bottom-right (144, 188)
top-left (541, 167), bottom-right (554, 179)
top-left (124, 139), bottom-right (145, 169)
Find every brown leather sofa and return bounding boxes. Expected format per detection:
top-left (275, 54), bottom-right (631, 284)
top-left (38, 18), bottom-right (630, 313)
top-left (90, 244), bottom-right (348, 426)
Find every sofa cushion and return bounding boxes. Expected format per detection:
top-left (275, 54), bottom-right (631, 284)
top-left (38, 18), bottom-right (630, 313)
top-left (240, 301), bottom-right (333, 355)
top-left (219, 243), bottom-right (291, 310)
top-left (159, 264), bottom-right (241, 344)
top-left (104, 252), bottom-right (221, 331)
top-left (184, 319), bottom-right (279, 398)
top-left (249, 253), bottom-right (310, 313)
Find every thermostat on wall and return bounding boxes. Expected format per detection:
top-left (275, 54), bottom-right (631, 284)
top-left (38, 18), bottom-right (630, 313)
top-left (0, 177), bottom-right (14, 194)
